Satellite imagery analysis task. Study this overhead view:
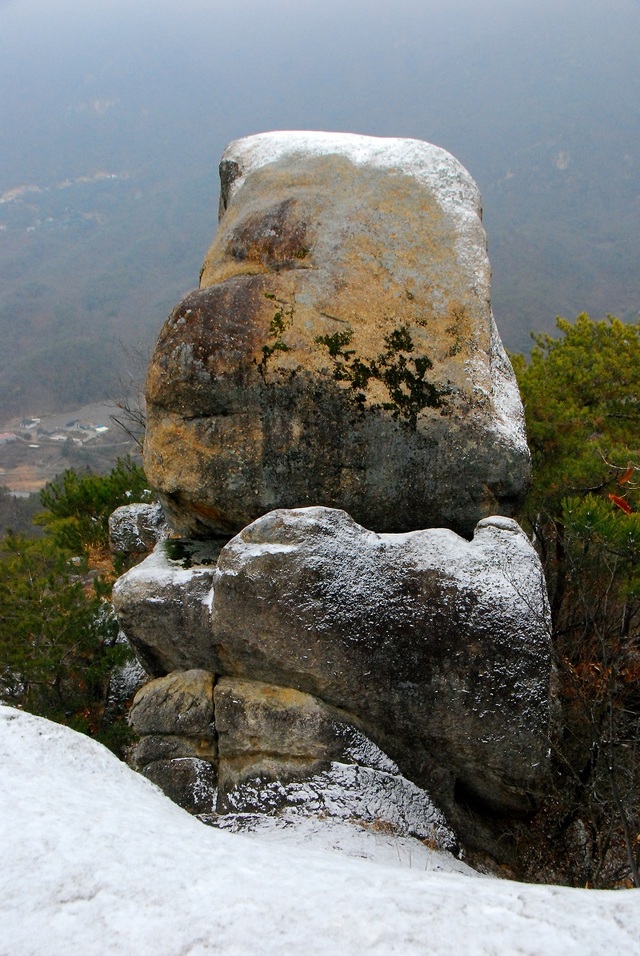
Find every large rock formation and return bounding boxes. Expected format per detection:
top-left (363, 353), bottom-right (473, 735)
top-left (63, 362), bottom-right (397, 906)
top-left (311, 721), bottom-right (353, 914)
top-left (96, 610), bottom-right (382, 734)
top-left (210, 509), bottom-right (551, 816)
top-left (144, 131), bottom-right (529, 539)
top-left (112, 133), bottom-right (553, 866)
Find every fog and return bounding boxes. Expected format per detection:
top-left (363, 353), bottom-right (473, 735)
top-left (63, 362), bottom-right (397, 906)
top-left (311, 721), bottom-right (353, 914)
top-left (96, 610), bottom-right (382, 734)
top-left (3, 0), bottom-right (636, 184)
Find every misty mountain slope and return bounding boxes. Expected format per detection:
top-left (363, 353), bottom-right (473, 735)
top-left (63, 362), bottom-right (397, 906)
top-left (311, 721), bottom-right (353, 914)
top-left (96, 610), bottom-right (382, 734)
top-left (1, 0), bottom-right (638, 416)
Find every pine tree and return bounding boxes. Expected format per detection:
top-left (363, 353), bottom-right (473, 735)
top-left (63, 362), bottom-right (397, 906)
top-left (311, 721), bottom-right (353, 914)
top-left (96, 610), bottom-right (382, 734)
top-left (0, 458), bottom-right (152, 754)
top-left (512, 314), bottom-right (640, 887)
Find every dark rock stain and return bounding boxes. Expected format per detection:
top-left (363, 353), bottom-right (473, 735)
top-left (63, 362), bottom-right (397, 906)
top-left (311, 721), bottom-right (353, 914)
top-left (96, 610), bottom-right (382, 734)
top-left (227, 199), bottom-right (311, 270)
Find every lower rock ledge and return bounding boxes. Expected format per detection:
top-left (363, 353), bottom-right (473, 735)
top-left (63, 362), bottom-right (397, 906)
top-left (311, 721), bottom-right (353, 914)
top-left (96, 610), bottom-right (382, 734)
top-left (205, 757), bottom-right (456, 853)
top-left (142, 757), bottom-right (218, 815)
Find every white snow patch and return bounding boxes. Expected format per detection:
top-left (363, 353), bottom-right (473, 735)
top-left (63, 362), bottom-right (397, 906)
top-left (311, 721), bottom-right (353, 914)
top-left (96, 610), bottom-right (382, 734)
top-left (201, 585), bottom-right (214, 610)
top-left (211, 813), bottom-right (476, 876)
top-left (114, 543), bottom-right (196, 589)
top-left (112, 540), bottom-right (215, 599)
top-left (1, 706), bottom-right (637, 956)
top-left (337, 725), bottom-right (400, 775)
top-left (222, 130), bottom-right (482, 215)
top-left (229, 540), bottom-right (297, 559)
top-left (488, 313), bottom-right (529, 452)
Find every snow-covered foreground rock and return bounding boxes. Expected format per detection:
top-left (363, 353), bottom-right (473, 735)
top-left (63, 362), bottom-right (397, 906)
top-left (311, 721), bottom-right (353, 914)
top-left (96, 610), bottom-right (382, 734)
top-left (0, 706), bottom-right (637, 956)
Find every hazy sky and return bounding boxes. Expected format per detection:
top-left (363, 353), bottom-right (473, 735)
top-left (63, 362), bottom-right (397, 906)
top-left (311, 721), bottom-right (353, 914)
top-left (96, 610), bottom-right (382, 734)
top-left (0, 0), bottom-right (638, 351)
top-left (3, 0), bottom-right (636, 185)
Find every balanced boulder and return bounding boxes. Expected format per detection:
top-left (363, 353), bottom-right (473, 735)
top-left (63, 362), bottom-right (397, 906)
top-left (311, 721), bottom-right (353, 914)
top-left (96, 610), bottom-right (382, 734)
top-left (144, 131), bottom-right (530, 539)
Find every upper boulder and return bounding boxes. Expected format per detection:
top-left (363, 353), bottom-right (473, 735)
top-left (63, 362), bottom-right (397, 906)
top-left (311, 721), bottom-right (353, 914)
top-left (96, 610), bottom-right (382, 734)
top-left (144, 132), bottom-right (530, 538)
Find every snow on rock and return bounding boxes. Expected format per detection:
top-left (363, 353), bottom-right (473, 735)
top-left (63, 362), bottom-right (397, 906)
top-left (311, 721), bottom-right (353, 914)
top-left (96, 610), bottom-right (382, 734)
top-left (210, 506), bottom-right (553, 846)
top-left (1, 706), bottom-right (637, 956)
top-left (112, 539), bottom-right (219, 676)
top-left (215, 760), bottom-right (456, 850)
top-left (211, 676), bottom-right (455, 849)
top-left (111, 509), bottom-right (552, 858)
top-left (219, 130), bottom-right (483, 221)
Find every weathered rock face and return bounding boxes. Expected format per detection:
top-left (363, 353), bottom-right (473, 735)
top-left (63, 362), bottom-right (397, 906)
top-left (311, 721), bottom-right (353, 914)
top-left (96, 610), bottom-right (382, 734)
top-left (129, 669), bottom-right (217, 814)
top-left (108, 502), bottom-right (168, 557)
top-left (213, 677), bottom-right (455, 848)
top-left (130, 668), bottom-right (215, 738)
top-left (144, 132), bottom-right (529, 539)
top-left (128, 670), bottom-right (455, 849)
top-left (215, 676), bottom-right (356, 771)
top-left (112, 539), bottom-right (219, 676)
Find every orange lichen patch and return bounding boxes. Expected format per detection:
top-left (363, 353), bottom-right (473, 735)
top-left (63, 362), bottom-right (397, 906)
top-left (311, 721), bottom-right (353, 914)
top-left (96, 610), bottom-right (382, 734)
top-left (148, 413), bottom-right (264, 470)
top-left (239, 681), bottom-right (315, 709)
top-left (193, 155), bottom-right (492, 415)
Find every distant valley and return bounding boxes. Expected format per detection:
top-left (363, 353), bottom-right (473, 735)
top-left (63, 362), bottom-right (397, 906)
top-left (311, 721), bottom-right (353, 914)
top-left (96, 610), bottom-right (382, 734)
top-left (0, 165), bottom-right (213, 424)
top-left (1, 0), bottom-right (638, 429)
top-left (0, 400), bottom-right (141, 497)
